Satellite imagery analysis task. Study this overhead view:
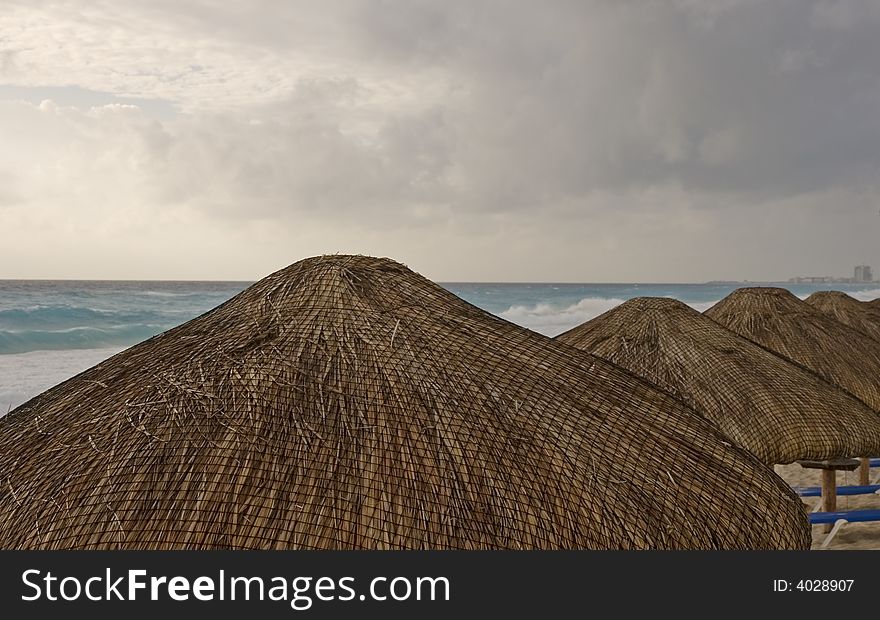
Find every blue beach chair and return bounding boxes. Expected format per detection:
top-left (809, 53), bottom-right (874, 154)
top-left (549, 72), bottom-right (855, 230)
top-left (795, 484), bottom-right (880, 498)
top-left (809, 509), bottom-right (880, 548)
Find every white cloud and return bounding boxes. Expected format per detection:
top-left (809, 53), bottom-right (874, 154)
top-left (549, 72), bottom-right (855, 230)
top-left (1, 1), bottom-right (880, 281)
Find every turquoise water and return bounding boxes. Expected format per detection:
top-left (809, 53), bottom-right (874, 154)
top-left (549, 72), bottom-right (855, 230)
top-left (447, 282), bottom-right (880, 336)
top-left (3, 280), bottom-right (879, 354)
top-left (0, 280), bottom-right (244, 355)
top-left (1, 279), bottom-right (878, 409)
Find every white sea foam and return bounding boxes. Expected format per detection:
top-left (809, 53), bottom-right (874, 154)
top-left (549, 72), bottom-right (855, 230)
top-left (500, 296), bottom-right (725, 336)
top-left (4, 281), bottom-right (878, 411)
top-left (851, 288), bottom-right (880, 302)
top-left (683, 298), bottom-right (727, 312)
top-left (500, 297), bottom-right (628, 336)
top-left (141, 291), bottom-right (189, 297)
top-left (0, 347), bottom-right (122, 414)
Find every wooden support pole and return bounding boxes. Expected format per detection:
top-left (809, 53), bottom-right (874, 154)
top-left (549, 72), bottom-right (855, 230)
top-left (822, 469), bottom-right (837, 534)
top-left (798, 459), bottom-right (858, 536)
top-left (859, 458), bottom-right (870, 486)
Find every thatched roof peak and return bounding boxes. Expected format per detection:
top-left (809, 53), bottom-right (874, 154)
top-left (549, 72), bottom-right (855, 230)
top-left (264, 253), bottom-right (409, 286)
top-left (604, 296), bottom-right (691, 313)
top-left (558, 296), bottom-right (880, 464)
top-left (556, 297), bottom-right (697, 347)
top-left (804, 290), bottom-right (880, 342)
top-left (0, 256), bottom-right (810, 550)
top-left (237, 254), bottom-right (425, 309)
top-left (807, 290), bottom-right (858, 302)
top-left (717, 286), bottom-right (804, 307)
top-left (706, 287), bottom-right (880, 411)
top-left (731, 286), bottom-right (793, 295)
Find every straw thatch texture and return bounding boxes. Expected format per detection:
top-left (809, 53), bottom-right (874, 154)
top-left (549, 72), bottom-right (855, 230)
top-left (805, 291), bottom-right (880, 342)
top-left (705, 287), bottom-right (880, 411)
top-left (556, 297), bottom-right (880, 464)
top-left (0, 256), bottom-right (809, 550)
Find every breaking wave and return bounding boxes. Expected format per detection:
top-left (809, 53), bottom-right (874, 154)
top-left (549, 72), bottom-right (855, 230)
top-left (499, 296), bottom-right (723, 336)
top-left (0, 324), bottom-right (165, 355)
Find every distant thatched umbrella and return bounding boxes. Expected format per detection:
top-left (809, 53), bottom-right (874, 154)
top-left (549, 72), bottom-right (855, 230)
top-left (0, 256), bottom-right (808, 550)
top-left (705, 287), bottom-right (880, 411)
top-left (805, 291), bottom-right (880, 342)
top-left (556, 297), bottom-right (880, 465)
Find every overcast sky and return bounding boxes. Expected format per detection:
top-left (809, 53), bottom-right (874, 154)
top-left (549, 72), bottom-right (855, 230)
top-left (1, 0), bottom-right (879, 282)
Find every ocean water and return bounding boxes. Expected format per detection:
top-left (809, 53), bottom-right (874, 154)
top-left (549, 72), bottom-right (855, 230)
top-left (2, 279), bottom-right (879, 411)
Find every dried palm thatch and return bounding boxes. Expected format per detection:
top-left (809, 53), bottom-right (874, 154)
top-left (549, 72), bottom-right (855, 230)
top-left (0, 256), bottom-right (809, 550)
top-left (706, 287), bottom-right (880, 411)
top-left (556, 297), bottom-right (880, 465)
top-left (805, 291), bottom-right (880, 342)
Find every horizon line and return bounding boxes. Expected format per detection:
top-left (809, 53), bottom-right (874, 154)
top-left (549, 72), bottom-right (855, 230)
top-left (0, 277), bottom-right (877, 286)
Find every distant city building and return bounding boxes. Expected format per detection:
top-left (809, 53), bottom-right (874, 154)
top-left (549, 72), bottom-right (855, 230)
top-left (789, 276), bottom-right (838, 284)
top-left (788, 266), bottom-right (875, 284)
top-left (855, 265), bottom-right (874, 283)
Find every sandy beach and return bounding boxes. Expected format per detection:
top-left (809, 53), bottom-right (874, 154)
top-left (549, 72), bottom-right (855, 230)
top-left (775, 463), bottom-right (880, 550)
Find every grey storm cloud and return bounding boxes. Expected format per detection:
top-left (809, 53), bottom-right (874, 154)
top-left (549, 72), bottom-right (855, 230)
top-left (0, 0), bottom-right (879, 280)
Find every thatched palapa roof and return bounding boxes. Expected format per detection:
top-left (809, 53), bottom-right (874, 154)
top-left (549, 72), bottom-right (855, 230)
top-left (0, 256), bottom-right (809, 550)
top-left (556, 297), bottom-right (880, 464)
top-left (805, 291), bottom-right (880, 342)
top-left (705, 287), bottom-right (880, 411)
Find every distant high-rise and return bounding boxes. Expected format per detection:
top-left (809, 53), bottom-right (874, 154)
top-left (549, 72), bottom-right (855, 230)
top-left (855, 265), bottom-right (874, 282)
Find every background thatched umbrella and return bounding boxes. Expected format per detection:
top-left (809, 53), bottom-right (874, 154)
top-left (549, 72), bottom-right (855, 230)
top-left (0, 256), bottom-right (808, 550)
top-left (705, 287), bottom-right (880, 411)
top-left (805, 291), bottom-right (880, 342)
top-left (556, 297), bottom-right (880, 465)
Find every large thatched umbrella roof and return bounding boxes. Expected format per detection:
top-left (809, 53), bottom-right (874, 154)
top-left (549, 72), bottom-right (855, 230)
top-left (0, 256), bottom-right (808, 550)
top-left (705, 287), bottom-right (880, 411)
top-left (805, 291), bottom-right (880, 342)
top-left (556, 297), bottom-right (880, 464)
